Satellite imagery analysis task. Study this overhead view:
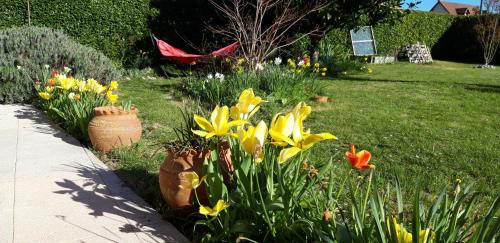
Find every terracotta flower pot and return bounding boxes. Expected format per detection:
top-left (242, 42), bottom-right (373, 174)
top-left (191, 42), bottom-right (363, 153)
top-left (159, 148), bottom-right (210, 209)
top-left (88, 106), bottom-right (142, 152)
top-left (313, 95), bottom-right (329, 103)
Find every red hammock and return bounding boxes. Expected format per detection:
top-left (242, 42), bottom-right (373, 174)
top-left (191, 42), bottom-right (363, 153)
top-left (152, 35), bottom-right (239, 64)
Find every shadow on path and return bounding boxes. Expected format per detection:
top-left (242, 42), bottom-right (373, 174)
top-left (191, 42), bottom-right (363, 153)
top-left (13, 105), bottom-right (81, 145)
top-left (53, 164), bottom-right (184, 242)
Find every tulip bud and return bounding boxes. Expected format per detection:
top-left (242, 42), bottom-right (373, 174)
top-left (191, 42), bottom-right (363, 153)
top-left (323, 209), bottom-right (333, 221)
top-left (454, 179), bottom-right (461, 196)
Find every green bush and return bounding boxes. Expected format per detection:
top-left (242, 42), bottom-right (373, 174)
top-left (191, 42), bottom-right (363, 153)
top-left (0, 26), bottom-right (119, 103)
top-left (0, 0), bottom-right (153, 64)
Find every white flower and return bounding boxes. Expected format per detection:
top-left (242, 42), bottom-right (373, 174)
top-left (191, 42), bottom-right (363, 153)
top-left (274, 57), bottom-right (282, 65)
top-left (298, 60), bottom-right (305, 67)
top-left (256, 63), bottom-right (264, 71)
top-left (64, 66), bottom-right (71, 73)
top-left (68, 92), bottom-right (75, 100)
top-left (16, 65), bottom-right (22, 70)
top-left (43, 64), bottom-right (50, 69)
top-left (215, 72), bottom-right (224, 81)
top-left (207, 74), bottom-right (213, 79)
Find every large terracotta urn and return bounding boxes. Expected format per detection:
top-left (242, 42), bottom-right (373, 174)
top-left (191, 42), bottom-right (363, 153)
top-left (88, 106), bottom-right (142, 152)
top-left (159, 148), bottom-right (209, 209)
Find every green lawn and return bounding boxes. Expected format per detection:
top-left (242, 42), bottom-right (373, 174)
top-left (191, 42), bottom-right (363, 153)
top-left (109, 61), bottom-right (499, 220)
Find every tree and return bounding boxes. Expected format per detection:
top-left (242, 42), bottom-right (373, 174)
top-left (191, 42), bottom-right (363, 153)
top-left (209, 0), bottom-right (406, 67)
top-left (475, 0), bottom-right (500, 66)
top-left (208, 0), bottom-right (328, 68)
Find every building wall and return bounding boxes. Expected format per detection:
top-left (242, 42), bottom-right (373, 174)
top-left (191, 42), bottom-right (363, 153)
top-left (431, 3), bottom-right (449, 13)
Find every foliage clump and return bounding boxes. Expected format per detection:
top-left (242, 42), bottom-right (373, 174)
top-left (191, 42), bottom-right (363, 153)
top-left (0, 26), bottom-right (119, 103)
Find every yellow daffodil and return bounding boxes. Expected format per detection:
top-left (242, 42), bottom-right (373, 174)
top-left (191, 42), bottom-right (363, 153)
top-left (238, 120), bottom-right (268, 161)
top-left (58, 77), bottom-right (75, 90)
top-left (179, 171), bottom-right (206, 190)
top-left (388, 217), bottom-right (435, 243)
top-left (38, 92), bottom-right (52, 100)
top-left (199, 200), bottom-right (230, 217)
top-left (230, 88), bottom-right (263, 120)
top-left (68, 92), bottom-right (76, 100)
top-left (106, 91), bottom-right (118, 104)
top-left (109, 81), bottom-right (119, 91)
top-left (269, 113), bottom-right (294, 146)
top-left (192, 106), bottom-right (246, 139)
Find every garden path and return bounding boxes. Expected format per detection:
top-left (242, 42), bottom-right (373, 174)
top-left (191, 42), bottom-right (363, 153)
top-left (0, 104), bottom-right (189, 243)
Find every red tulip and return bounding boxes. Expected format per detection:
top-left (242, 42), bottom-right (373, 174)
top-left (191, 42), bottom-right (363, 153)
top-left (345, 144), bottom-right (375, 170)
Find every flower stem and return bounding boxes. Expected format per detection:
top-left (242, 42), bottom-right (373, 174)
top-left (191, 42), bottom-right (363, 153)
top-left (361, 169), bottom-right (374, 224)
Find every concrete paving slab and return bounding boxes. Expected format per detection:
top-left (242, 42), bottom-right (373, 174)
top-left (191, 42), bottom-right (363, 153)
top-left (0, 104), bottom-right (189, 243)
top-left (0, 181), bottom-right (14, 243)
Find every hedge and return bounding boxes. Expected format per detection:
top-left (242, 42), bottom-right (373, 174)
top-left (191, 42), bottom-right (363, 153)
top-left (0, 0), bottom-right (154, 65)
top-left (323, 11), bottom-right (500, 64)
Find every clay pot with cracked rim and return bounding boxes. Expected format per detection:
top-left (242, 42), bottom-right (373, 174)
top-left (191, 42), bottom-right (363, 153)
top-left (159, 148), bottom-right (210, 209)
top-left (88, 106), bottom-right (142, 152)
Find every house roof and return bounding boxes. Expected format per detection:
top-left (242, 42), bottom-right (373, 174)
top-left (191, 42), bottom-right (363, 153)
top-left (431, 1), bottom-right (479, 15)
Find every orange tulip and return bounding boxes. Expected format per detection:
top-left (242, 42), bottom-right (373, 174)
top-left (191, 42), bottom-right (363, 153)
top-left (46, 79), bottom-right (56, 86)
top-left (345, 144), bottom-right (374, 170)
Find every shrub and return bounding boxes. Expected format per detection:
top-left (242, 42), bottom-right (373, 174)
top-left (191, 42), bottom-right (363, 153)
top-left (0, 26), bottom-right (120, 103)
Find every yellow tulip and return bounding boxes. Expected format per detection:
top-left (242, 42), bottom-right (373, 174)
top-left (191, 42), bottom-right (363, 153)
top-left (86, 79), bottom-right (106, 94)
top-left (75, 80), bottom-right (87, 92)
top-left (94, 84), bottom-right (107, 94)
top-left (269, 113), bottom-right (294, 147)
top-left (270, 105), bottom-right (336, 163)
top-left (199, 200), bottom-right (230, 217)
top-left (230, 88), bottom-right (262, 120)
top-left (238, 120), bottom-right (268, 161)
top-left (292, 102), bottom-right (312, 121)
top-left (58, 77), bottom-right (75, 90)
top-left (38, 92), bottom-right (52, 100)
top-left (106, 91), bottom-right (118, 104)
top-left (179, 171), bottom-right (206, 190)
top-left (192, 106), bottom-right (246, 139)
top-left (389, 217), bottom-right (435, 243)
top-left (45, 86), bottom-right (54, 93)
top-left (109, 81), bottom-right (119, 91)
